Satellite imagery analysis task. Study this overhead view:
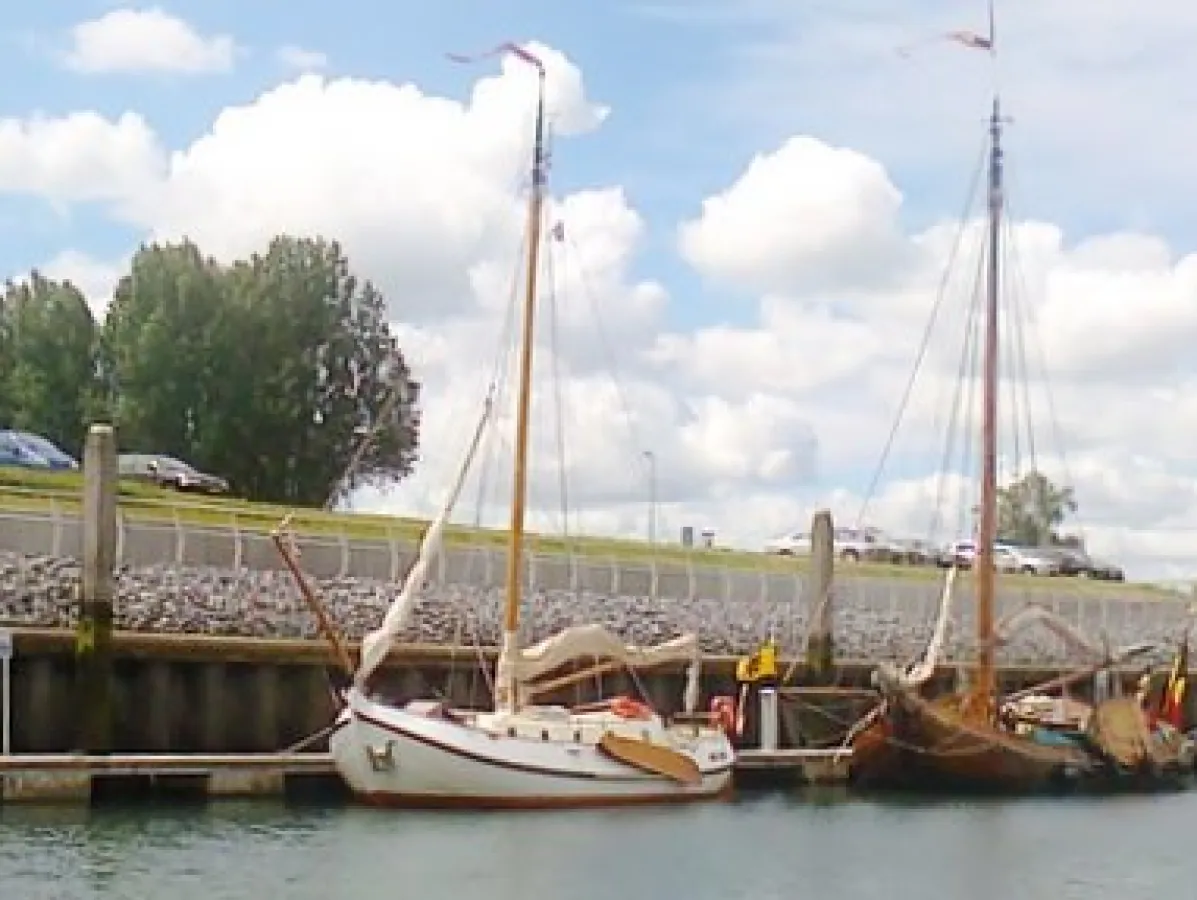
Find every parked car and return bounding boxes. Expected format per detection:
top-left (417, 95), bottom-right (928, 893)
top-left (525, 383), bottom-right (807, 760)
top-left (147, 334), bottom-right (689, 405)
top-left (1086, 558), bottom-right (1126, 581)
top-left (887, 537), bottom-right (938, 566)
top-left (118, 453), bottom-right (230, 494)
top-left (937, 539), bottom-right (977, 568)
top-left (994, 544), bottom-right (1062, 576)
top-left (1045, 546), bottom-right (1093, 577)
top-left (0, 431), bottom-right (50, 469)
top-left (764, 525), bottom-right (903, 562)
top-left (4, 431), bottom-right (78, 470)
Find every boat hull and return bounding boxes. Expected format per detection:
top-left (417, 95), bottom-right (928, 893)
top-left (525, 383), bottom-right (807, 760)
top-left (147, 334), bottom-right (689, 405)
top-left (330, 691), bottom-right (736, 809)
top-left (851, 691), bottom-right (1092, 795)
top-left (851, 689), bottom-right (1194, 795)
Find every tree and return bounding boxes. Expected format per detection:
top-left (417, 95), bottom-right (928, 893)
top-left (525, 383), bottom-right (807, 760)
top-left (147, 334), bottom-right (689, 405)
top-left (0, 274), bottom-right (99, 456)
top-left (100, 240), bottom-right (230, 457)
top-left (101, 235), bottom-right (420, 505)
top-left (996, 470), bottom-right (1078, 547)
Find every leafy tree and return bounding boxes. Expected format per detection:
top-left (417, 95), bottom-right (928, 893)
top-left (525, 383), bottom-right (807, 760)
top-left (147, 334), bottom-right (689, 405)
top-left (100, 235), bottom-right (420, 505)
top-left (0, 274), bottom-right (98, 456)
top-left (220, 236), bottom-right (420, 504)
top-left (100, 240), bottom-right (229, 457)
top-left (996, 470), bottom-right (1077, 547)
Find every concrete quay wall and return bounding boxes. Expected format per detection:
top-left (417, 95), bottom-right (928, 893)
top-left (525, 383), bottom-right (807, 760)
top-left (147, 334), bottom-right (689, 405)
top-left (0, 628), bottom-right (1136, 756)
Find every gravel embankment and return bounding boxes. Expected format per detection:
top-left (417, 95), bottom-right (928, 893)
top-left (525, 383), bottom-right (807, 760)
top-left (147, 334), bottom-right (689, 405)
top-left (0, 551), bottom-right (1189, 666)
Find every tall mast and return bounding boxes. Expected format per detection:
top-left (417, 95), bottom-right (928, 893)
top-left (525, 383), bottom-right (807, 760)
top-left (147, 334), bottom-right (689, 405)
top-left (500, 63), bottom-right (548, 712)
top-left (975, 95), bottom-right (1003, 708)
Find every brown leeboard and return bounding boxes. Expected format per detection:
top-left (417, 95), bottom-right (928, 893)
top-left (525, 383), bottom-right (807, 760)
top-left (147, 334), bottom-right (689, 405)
top-left (597, 732), bottom-right (702, 786)
top-left (1087, 696), bottom-right (1155, 769)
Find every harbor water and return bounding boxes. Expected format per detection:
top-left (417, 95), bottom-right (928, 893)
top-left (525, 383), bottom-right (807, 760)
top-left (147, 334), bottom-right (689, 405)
top-left (0, 788), bottom-right (1192, 899)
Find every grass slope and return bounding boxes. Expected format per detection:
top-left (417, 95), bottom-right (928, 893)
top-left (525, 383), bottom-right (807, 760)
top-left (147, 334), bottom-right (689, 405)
top-left (0, 466), bottom-right (1168, 595)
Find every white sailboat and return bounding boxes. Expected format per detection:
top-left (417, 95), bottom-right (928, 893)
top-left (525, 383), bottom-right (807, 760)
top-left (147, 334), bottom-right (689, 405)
top-left (273, 42), bottom-right (735, 809)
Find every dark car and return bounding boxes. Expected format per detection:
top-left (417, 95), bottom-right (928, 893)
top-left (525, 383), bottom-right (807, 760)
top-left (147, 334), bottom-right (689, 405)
top-left (1087, 559), bottom-right (1126, 582)
top-left (1045, 546), bottom-right (1093, 577)
top-left (118, 453), bottom-right (230, 494)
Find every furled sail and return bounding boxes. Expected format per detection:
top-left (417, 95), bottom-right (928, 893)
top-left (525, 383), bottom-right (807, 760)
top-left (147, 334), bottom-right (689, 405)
top-left (354, 396), bottom-right (494, 687)
top-left (898, 565), bottom-right (958, 687)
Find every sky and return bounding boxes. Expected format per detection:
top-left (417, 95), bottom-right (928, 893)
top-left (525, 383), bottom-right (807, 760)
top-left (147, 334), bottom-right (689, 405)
top-left (4, 1), bottom-right (1197, 583)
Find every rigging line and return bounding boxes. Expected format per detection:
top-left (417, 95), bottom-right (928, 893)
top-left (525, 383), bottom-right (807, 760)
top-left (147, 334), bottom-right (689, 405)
top-left (470, 224), bottom-right (527, 529)
top-left (1000, 214), bottom-right (1033, 481)
top-left (1006, 216), bottom-right (1039, 476)
top-left (544, 212), bottom-right (573, 549)
top-left (998, 221), bottom-right (1022, 481)
top-left (925, 218), bottom-right (985, 541)
top-left (1003, 159), bottom-right (1086, 542)
top-left (855, 133), bottom-right (990, 528)
top-left (561, 230), bottom-right (646, 460)
top-left (951, 244), bottom-right (987, 544)
top-left (928, 236), bottom-right (986, 542)
top-left (957, 251), bottom-right (987, 541)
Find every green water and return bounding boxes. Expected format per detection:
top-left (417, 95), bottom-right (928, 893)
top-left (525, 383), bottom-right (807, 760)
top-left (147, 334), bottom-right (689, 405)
top-left (0, 789), bottom-right (1191, 899)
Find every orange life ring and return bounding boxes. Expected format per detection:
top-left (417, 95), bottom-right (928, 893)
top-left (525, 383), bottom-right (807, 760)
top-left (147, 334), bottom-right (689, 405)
top-left (709, 695), bottom-right (737, 735)
top-left (609, 695), bottom-right (654, 720)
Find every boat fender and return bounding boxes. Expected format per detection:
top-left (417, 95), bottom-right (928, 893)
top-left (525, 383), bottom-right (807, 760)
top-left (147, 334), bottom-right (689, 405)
top-left (709, 695), bottom-right (738, 735)
top-left (609, 695), bottom-right (654, 720)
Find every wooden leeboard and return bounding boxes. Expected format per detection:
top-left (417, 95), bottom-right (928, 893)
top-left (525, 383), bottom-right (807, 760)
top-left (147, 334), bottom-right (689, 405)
top-left (597, 732), bottom-right (702, 786)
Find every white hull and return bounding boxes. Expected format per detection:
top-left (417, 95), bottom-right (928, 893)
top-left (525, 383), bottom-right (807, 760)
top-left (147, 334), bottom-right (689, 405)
top-left (330, 688), bottom-right (735, 808)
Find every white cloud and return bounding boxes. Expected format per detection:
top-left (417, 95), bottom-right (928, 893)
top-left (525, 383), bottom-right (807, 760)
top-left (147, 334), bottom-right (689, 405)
top-left (276, 45), bottom-right (328, 72)
top-left (7, 37), bottom-right (1197, 583)
top-left (0, 111), bottom-right (163, 205)
top-left (63, 8), bottom-right (237, 75)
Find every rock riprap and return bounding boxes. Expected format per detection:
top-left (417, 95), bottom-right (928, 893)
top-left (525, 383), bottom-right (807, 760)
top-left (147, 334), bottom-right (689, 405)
top-left (0, 551), bottom-right (1188, 665)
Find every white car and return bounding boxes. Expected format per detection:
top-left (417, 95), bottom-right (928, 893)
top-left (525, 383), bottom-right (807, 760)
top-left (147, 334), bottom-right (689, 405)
top-left (764, 525), bottom-right (899, 562)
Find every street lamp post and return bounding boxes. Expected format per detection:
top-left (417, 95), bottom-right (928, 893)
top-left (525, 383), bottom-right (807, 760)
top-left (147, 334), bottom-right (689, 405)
top-left (642, 450), bottom-right (657, 546)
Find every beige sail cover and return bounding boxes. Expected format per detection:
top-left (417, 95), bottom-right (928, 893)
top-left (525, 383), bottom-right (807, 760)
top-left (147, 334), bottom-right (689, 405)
top-left (497, 624), bottom-right (702, 712)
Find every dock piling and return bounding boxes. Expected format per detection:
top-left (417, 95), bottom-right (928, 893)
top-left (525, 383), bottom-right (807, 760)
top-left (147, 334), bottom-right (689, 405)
top-left (77, 424), bottom-right (118, 754)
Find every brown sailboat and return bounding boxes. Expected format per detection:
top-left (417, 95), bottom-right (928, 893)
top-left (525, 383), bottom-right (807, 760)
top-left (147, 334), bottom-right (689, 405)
top-left (848, 14), bottom-right (1194, 795)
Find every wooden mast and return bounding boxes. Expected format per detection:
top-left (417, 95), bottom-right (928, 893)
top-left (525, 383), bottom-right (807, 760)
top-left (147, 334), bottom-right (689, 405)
top-left (500, 59), bottom-right (549, 713)
top-left (975, 95), bottom-right (1004, 710)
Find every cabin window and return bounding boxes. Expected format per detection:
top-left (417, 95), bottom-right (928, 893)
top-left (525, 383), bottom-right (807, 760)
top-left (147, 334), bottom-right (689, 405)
top-left (507, 727), bottom-right (516, 738)
top-left (573, 730), bottom-right (582, 743)
top-left (641, 730), bottom-right (650, 740)
top-left (541, 729), bottom-right (550, 742)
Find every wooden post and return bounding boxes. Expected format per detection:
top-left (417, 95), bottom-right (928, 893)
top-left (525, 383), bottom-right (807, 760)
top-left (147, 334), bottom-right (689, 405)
top-left (77, 424), bottom-right (117, 753)
top-left (804, 509), bottom-right (835, 682)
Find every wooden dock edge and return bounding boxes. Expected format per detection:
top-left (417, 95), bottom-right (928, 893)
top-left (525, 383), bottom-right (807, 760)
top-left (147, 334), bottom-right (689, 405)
top-left (733, 748), bottom-right (852, 786)
top-left (0, 753), bottom-right (343, 804)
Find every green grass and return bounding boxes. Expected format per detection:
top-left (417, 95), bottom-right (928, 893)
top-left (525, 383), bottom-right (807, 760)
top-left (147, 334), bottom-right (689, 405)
top-left (0, 465), bottom-right (1174, 596)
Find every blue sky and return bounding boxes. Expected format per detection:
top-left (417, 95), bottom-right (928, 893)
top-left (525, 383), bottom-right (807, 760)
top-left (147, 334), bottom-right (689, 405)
top-left (5, 2), bottom-right (1197, 578)
top-left (2, 0), bottom-right (1066, 327)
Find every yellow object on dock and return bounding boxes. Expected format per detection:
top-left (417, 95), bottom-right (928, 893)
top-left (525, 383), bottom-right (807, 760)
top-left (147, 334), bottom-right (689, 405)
top-left (735, 638), bottom-right (778, 684)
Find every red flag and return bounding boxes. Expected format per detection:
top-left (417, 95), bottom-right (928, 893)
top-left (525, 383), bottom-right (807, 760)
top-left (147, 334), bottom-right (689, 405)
top-left (446, 41), bottom-right (544, 75)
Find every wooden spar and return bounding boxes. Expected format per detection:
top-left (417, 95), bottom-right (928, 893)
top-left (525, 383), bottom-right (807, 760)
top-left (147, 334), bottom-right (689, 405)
top-left (499, 61), bottom-right (549, 713)
top-left (270, 516), bottom-right (355, 677)
top-left (1001, 646), bottom-right (1157, 705)
top-left (527, 659), bottom-right (626, 697)
top-left (973, 96), bottom-right (1004, 711)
